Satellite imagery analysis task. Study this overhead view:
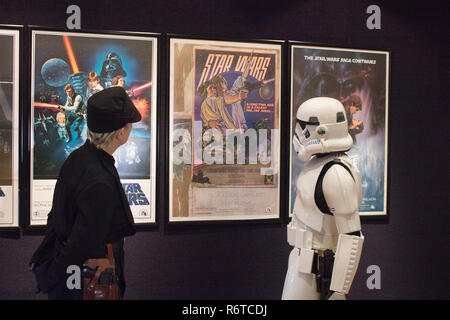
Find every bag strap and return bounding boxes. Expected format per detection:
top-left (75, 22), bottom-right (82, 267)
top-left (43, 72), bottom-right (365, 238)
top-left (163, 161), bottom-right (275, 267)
top-left (85, 243), bottom-right (116, 291)
top-left (106, 243), bottom-right (115, 266)
top-left (84, 243), bottom-right (116, 271)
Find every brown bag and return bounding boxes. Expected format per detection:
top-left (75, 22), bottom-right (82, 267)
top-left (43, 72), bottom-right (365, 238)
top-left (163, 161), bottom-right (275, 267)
top-left (83, 244), bottom-right (118, 300)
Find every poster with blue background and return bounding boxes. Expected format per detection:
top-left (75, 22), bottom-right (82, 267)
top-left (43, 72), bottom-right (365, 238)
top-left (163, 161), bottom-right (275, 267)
top-left (31, 30), bottom-right (157, 225)
top-left (290, 45), bottom-right (389, 216)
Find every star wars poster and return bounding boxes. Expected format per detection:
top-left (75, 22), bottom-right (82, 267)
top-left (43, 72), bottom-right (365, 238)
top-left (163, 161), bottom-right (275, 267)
top-left (0, 29), bottom-right (19, 227)
top-left (169, 38), bottom-right (281, 222)
top-left (290, 44), bottom-right (389, 216)
top-left (30, 30), bottom-right (157, 225)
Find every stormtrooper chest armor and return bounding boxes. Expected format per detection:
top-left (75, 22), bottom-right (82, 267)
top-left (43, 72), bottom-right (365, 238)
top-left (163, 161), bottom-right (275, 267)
top-left (293, 153), bottom-right (360, 248)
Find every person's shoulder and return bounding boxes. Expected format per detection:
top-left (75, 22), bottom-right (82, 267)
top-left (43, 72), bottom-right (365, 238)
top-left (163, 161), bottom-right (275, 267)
top-left (66, 143), bottom-right (95, 162)
top-left (65, 144), bottom-right (112, 178)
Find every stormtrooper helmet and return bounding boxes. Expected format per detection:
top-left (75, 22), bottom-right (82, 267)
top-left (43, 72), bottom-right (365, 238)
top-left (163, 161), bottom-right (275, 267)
top-left (293, 97), bottom-right (353, 162)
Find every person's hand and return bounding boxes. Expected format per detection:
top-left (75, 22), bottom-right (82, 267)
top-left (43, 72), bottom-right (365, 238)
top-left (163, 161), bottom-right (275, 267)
top-left (350, 118), bottom-right (360, 129)
top-left (208, 121), bottom-right (220, 129)
top-left (239, 89), bottom-right (248, 100)
top-left (357, 121), bottom-right (364, 130)
top-left (354, 119), bottom-right (364, 131)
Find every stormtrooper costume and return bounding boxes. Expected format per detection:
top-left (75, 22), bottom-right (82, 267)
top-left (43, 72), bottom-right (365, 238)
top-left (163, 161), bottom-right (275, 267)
top-left (282, 97), bottom-right (364, 300)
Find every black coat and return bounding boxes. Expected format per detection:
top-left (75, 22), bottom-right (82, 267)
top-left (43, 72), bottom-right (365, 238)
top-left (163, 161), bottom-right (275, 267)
top-left (30, 140), bottom-right (136, 293)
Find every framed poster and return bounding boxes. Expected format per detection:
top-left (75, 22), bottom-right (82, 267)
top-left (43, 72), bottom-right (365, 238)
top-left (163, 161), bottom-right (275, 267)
top-left (169, 36), bottom-right (282, 222)
top-left (289, 43), bottom-right (389, 216)
top-left (30, 29), bottom-right (158, 226)
top-left (0, 27), bottom-right (20, 228)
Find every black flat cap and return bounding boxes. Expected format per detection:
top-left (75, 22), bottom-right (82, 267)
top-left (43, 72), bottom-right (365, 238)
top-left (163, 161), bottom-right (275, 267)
top-left (87, 86), bottom-right (142, 133)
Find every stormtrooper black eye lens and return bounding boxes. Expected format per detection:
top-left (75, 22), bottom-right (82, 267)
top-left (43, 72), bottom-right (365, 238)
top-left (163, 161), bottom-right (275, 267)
top-left (337, 112), bottom-right (345, 122)
top-left (297, 119), bottom-right (307, 130)
top-left (308, 117), bottom-right (319, 125)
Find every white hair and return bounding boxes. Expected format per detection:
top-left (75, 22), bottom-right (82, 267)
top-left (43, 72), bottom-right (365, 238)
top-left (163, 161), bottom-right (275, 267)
top-left (87, 128), bottom-right (119, 149)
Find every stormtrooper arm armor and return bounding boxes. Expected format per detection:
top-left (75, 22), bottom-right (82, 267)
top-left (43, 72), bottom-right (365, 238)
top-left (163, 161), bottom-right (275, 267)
top-left (322, 164), bottom-right (364, 296)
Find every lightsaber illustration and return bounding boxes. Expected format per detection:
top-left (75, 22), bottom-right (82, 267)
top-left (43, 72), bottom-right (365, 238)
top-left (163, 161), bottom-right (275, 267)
top-left (34, 102), bottom-right (60, 112)
top-left (63, 35), bottom-right (79, 74)
top-left (262, 78), bottom-right (275, 85)
top-left (127, 81), bottom-right (152, 96)
top-left (62, 35), bottom-right (89, 97)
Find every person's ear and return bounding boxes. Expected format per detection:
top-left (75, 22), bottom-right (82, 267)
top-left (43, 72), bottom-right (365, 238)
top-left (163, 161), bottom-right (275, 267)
top-left (115, 127), bottom-right (124, 141)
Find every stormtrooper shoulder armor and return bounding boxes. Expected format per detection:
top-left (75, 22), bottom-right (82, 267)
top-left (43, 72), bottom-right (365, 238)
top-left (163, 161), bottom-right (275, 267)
top-left (322, 162), bottom-right (361, 234)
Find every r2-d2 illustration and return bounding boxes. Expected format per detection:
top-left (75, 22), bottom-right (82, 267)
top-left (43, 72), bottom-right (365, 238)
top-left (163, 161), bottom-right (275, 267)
top-left (282, 97), bottom-right (364, 300)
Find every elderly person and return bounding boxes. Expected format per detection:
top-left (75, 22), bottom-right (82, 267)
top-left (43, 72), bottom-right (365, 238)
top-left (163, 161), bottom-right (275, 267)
top-left (30, 87), bottom-right (141, 300)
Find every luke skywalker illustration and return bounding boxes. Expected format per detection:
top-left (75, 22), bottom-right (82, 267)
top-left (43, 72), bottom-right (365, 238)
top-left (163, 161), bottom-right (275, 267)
top-left (282, 97), bottom-right (364, 300)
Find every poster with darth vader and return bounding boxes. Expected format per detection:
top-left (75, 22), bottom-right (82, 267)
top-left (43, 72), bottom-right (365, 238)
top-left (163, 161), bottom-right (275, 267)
top-left (169, 38), bottom-right (282, 222)
top-left (30, 30), bottom-right (157, 225)
top-left (0, 28), bottom-right (19, 228)
top-left (290, 44), bottom-right (389, 216)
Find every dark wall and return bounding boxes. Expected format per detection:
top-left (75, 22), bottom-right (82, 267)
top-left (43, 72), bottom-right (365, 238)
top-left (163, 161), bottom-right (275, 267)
top-left (0, 0), bottom-right (448, 299)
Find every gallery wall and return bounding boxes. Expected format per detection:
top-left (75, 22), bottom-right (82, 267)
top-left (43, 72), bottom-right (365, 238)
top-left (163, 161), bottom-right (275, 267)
top-left (0, 0), bottom-right (448, 299)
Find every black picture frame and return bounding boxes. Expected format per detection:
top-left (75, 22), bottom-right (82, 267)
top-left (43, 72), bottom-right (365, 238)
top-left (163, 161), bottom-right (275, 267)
top-left (22, 26), bottom-right (161, 231)
top-left (287, 40), bottom-right (391, 222)
top-left (0, 24), bottom-right (23, 233)
top-left (166, 34), bottom-right (287, 227)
